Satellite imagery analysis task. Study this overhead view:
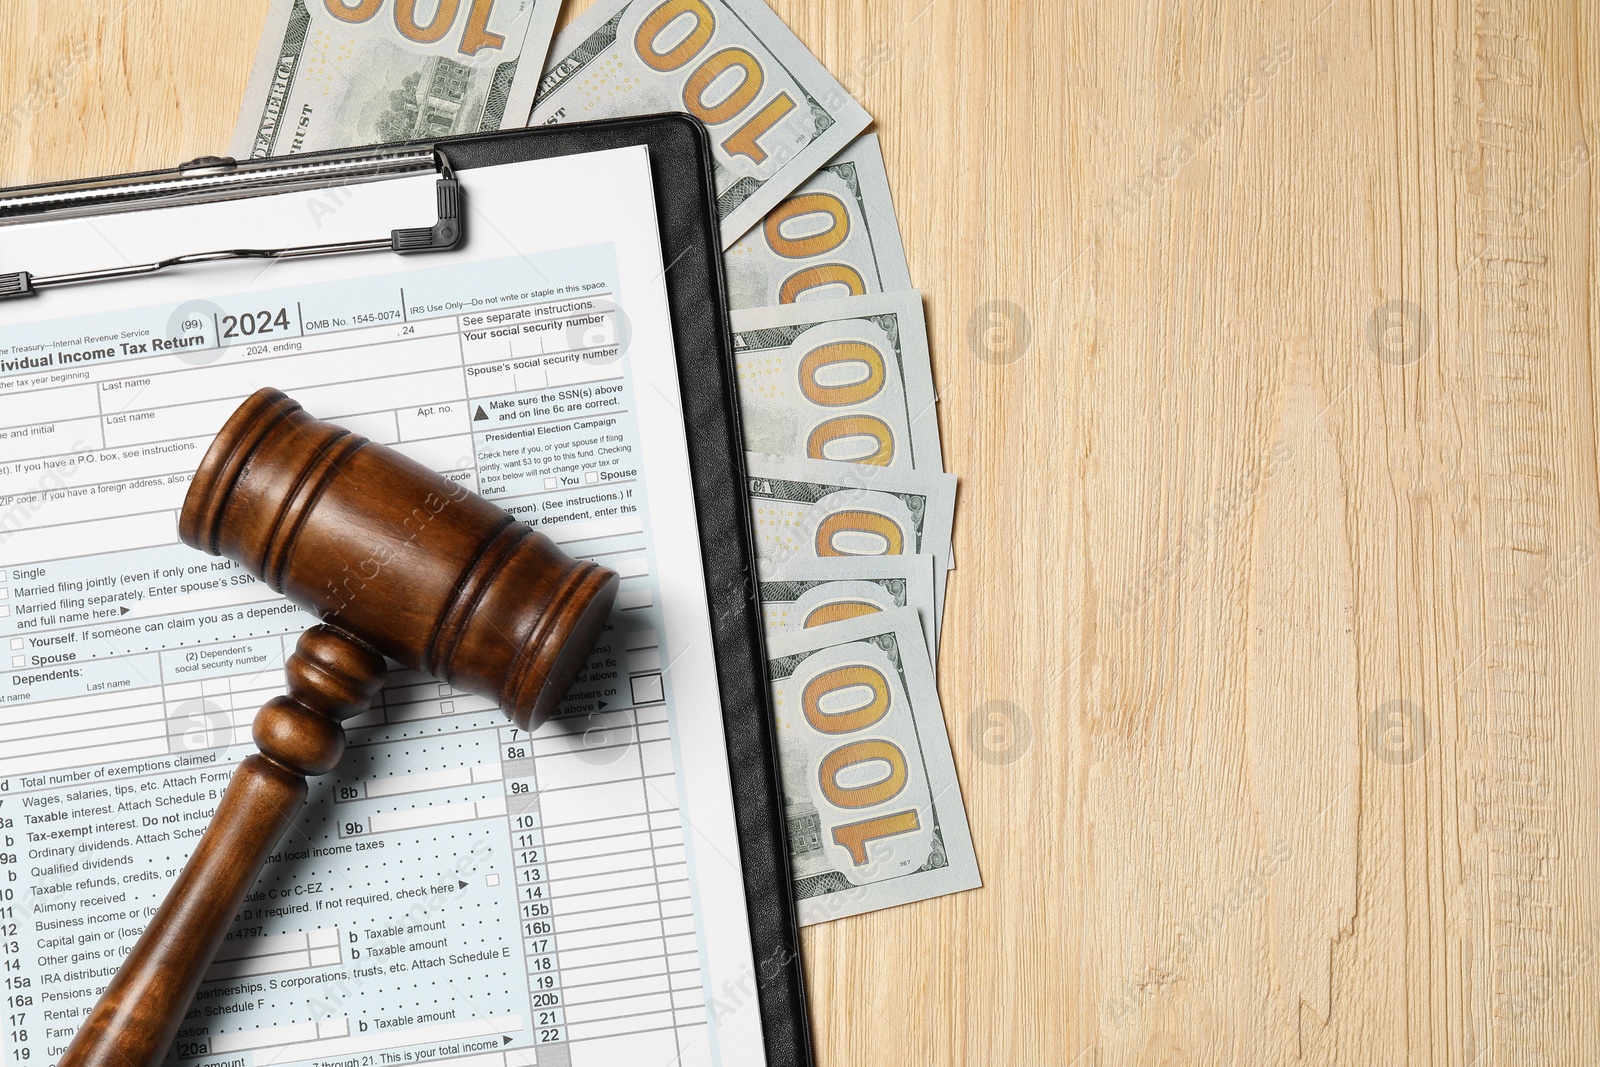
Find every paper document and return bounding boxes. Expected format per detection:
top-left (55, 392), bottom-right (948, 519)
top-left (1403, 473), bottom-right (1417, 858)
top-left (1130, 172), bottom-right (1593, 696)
top-left (0, 151), bottom-right (765, 1067)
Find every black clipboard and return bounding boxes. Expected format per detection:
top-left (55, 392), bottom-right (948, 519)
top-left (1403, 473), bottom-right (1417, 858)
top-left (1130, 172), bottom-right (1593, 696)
top-left (0, 115), bottom-right (812, 1067)
top-left (455, 116), bottom-right (815, 1067)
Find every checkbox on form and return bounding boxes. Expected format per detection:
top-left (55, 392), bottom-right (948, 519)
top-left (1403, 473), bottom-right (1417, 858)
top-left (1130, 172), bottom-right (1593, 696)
top-left (631, 673), bottom-right (664, 705)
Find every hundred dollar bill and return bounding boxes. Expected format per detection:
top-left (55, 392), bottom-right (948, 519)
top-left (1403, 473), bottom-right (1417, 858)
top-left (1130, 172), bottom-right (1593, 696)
top-left (724, 132), bottom-right (912, 309)
top-left (232, 0), bottom-right (561, 159)
top-left (767, 608), bottom-right (979, 924)
top-left (745, 451), bottom-right (955, 616)
top-left (759, 554), bottom-right (938, 657)
top-left (732, 290), bottom-right (941, 473)
top-left (531, 0), bottom-right (871, 248)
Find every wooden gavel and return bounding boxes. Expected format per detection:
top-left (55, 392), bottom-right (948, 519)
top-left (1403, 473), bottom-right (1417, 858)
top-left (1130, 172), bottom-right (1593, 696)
top-left (58, 387), bottom-right (619, 1067)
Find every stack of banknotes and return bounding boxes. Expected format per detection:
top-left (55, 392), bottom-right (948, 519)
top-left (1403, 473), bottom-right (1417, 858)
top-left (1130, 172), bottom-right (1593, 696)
top-left (234, 0), bottom-right (977, 924)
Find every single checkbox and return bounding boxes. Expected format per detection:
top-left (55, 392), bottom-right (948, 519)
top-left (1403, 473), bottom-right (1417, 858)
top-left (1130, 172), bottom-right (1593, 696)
top-left (631, 672), bottom-right (665, 705)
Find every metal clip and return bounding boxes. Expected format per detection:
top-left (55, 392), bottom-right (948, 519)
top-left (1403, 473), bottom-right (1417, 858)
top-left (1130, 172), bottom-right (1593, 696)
top-left (0, 148), bottom-right (464, 301)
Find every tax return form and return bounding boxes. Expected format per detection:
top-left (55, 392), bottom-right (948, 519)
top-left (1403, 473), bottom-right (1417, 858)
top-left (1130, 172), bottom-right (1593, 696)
top-left (0, 149), bottom-right (767, 1067)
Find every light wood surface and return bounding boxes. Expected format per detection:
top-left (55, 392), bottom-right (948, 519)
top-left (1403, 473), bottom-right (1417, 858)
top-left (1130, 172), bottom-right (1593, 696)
top-left (3, 1), bottom-right (1597, 1064)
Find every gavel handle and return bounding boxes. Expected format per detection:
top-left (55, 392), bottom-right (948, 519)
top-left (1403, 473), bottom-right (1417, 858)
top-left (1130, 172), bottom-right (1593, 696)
top-left (59, 757), bottom-right (308, 1067)
top-left (58, 627), bottom-right (387, 1067)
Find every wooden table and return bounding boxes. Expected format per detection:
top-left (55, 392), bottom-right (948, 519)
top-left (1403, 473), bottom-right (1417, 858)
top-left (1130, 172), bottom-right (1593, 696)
top-left (3, 1), bottom-right (1597, 1063)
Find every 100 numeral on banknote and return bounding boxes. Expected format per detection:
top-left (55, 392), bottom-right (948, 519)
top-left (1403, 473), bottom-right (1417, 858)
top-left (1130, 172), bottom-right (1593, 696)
top-left (769, 609), bottom-right (979, 924)
top-left (533, 0), bottom-right (870, 247)
top-left (724, 132), bottom-right (912, 309)
top-left (733, 290), bottom-right (941, 471)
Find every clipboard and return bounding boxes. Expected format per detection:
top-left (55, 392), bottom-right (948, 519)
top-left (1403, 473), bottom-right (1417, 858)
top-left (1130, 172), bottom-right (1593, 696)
top-left (0, 117), bottom-right (811, 1067)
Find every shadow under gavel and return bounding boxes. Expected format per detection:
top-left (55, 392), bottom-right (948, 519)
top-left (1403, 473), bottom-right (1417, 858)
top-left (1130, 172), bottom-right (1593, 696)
top-left (58, 387), bottom-right (619, 1067)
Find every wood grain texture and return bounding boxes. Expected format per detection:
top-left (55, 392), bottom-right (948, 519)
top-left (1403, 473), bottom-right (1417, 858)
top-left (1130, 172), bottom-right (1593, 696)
top-left (2, 1), bottom-right (1596, 1063)
top-left (1244, 352), bottom-right (1358, 1034)
top-left (180, 388), bottom-right (619, 731)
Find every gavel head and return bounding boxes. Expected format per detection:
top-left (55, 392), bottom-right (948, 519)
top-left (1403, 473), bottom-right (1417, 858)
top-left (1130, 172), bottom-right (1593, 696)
top-left (178, 387), bottom-right (619, 730)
